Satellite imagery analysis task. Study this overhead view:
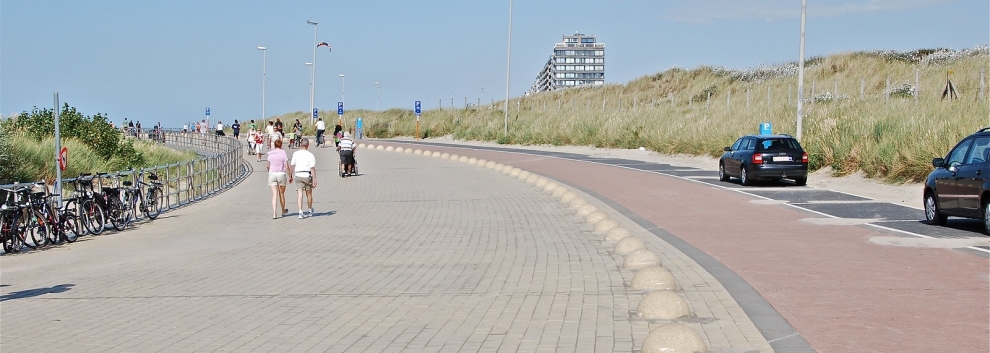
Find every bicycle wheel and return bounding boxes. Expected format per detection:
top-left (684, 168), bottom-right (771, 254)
top-left (1, 213), bottom-right (20, 253)
top-left (108, 198), bottom-right (126, 231)
top-left (62, 213), bottom-right (80, 243)
top-left (145, 188), bottom-right (163, 220)
top-left (81, 200), bottom-right (105, 235)
top-left (28, 209), bottom-right (51, 248)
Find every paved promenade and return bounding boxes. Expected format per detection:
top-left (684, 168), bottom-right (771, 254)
top-left (0, 144), bottom-right (772, 352)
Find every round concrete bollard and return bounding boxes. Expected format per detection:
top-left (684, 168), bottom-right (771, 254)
top-left (603, 227), bottom-right (632, 244)
top-left (534, 177), bottom-right (549, 188)
top-left (614, 237), bottom-right (646, 255)
top-left (517, 170), bottom-right (531, 180)
top-left (440, 152), bottom-right (450, 159)
top-left (636, 290), bottom-right (690, 320)
top-left (542, 181), bottom-right (559, 194)
top-left (501, 165), bottom-right (514, 174)
top-left (559, 191), bottom-right (578, 203)
top-left (568, 197), bottom-right (588, 209)
top-left (525, 174), bottom-right (540, 185)
top-left (576, 203), bottom-right (597, 217)
top-left (414, 149), bottom-right (423, 155)
top-left (376, 145), bottom-right (385, 151)
top-left (405, 148), bottom-right (413, 154)
top-left (585, 211), bottom-right (607, 224)
top-left (431, 151), bottom-right (442, 158)
top-left (385, 146), bottom-right (395, 151)
top-left (450, 154), bottom-right (462, 161)
top-left (509, 168), bottom-right (522, 177)
top-left (485, 161), bottom-right (497, 169)
top-left (394, 147), bottom-right (404, 152)
top-left (366, 144), bottom-right (376, 149)
top-left (623, 249), bottom-right (662, 270)
top-left (458, 155), bottom-right (469, 163)
top-left (494, 163), bottom-right (505, 171)
top-left (358, 143), bottom-right (366, 148)
top-left (467, 157), bottom-right (478, 164)
top-left (550, 187), bottom-right (568, 199)
top-left (475, 159), bottom-right (487, 166)
top-left (641, 323), bottom-right (708, 353)
top-left (593, 218), bottom-right (620, 234)
top-left (630, 265), bottom-right (679, 291)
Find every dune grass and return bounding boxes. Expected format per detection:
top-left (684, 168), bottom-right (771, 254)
top-left (267, 48), bottom-right (989, 183)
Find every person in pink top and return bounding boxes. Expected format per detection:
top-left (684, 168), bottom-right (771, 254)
top-left (266, 139), bottom-right (289, 219)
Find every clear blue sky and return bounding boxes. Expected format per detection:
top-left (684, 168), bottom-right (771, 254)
top-left (2, 0), bottom-right (987, 127)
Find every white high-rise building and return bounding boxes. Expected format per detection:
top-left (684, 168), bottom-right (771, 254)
top-left (529, 33), bottom-right (605, 94)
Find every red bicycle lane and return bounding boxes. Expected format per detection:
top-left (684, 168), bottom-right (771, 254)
top-left (375, 142), bottom-right (989, 353)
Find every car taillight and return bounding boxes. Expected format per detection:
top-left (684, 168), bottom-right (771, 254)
top-left (753, 154), bottom-right (763, 164)
top-left (802, 152), bottom-right (808, 163)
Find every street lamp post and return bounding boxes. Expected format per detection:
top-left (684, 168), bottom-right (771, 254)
top-left (258, 46), bottom-right (267, 121)
top-left (375, 82), bottom-right (381, 111)
top-left (307, 20), bottom-right (318, 124)
top-left (795, 0), bottom-right (807, 141)
top-left (339, 74), bottom-right (345, 126)
top-left (503, 0), bottom-right (514, 136)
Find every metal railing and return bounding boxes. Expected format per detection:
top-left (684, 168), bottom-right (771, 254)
top-left (0, 129), bottom-right (247, 217)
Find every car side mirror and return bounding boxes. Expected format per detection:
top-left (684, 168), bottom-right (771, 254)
top-left (948, 161), bottom-right (961, 173)
top-left (932, 158), bottom-right (945, 168)
top-left (723, 147), bottom-right (731, 152)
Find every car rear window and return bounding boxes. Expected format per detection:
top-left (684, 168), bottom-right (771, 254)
top-left (756, 138), bottom-right (802, 151)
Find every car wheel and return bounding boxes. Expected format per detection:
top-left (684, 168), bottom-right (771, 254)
top-left (718, 163), bottom-right (730, 182)
top-left (983, 200), bottom-right (990, 235)
top-left (794, 177), bottom-right (807, 186)
top-left (924, 192), bottom-right (947, 226)
top-left (740, 166), bottom-right (752, 186)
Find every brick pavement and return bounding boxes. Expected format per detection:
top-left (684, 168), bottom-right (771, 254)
top-left (0, 144), bottom-right (774, 352)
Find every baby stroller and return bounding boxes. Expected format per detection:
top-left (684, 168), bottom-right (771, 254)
top-left (286, 132), bottom-right (299, 149)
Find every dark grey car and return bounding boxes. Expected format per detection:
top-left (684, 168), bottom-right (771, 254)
top-left (923, 128), bottom-right (990, 234)
top-left (719, 135), bottom-right (809, 186)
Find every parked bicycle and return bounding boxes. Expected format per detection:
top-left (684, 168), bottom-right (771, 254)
top-left (73, 173), bottom-right (106, 235)
top-left (30, 184), bottom-right (81, 244)
top-left (1, 183), bottom-right (52, 253)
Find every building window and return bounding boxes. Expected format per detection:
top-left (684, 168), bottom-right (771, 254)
top-left (565, 50), bottom-right (575, 55)
top-left (581, 38), bottom-right (594, 43)
top-left (555, 50), bottom-right (564, 55)
top-left (595, 50), bottom-right (604, 56)
top-left (565, 58), bottom-right (575, 63)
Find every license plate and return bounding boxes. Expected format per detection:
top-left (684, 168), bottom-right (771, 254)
top-left (772, 156), bottom-right (792, 162)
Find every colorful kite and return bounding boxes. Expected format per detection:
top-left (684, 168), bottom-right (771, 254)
top-left (317, 42), bottom-right (331, 52)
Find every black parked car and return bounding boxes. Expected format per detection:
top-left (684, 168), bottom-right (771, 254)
top-left (719, 134), bottom-right (808, 186)
top-left (923, 128), bottom-right (990, 234)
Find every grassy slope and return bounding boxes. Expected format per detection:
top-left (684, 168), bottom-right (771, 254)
top-left (9, 135), bottom-right (198, 183)
top-left (268, 49), bottom-right (989, 183)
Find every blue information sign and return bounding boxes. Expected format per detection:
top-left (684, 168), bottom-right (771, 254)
top-left (759, 123), bottom-right (772, 135)
top-left (338, 102), bottom-right (344, 115)
top-left (205, 107), bottom-right (210, 116)
top-left (415, 101), bottom-right (421, 115)
top-left (313, 108), bottom-right (318, 118)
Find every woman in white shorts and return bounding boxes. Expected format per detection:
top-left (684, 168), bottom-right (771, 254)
top-left (266, 139), bottom-right (289, 219)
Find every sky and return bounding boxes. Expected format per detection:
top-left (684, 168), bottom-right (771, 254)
top-left (1, 0), bottom-right (987, 127)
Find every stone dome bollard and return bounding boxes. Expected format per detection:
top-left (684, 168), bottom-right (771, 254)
top-left (603, 227), bottom-right (632, 244)
top-left (385, 146), bottom-right (395, 151)
top-left (394, 147), bottom-right (404, 152)
top-left (525, 174), bottom-right (540, 185)
top-left (636, 290), bottom-right (691, 320)
top-left (378, 145), bottom-right (387, 150)
top-left (585, 211), bottom-right (607, 224)
top-left (550, 187), bottom-right (568, 199)
top-left (458, 155), bottom-right (469, 163)
top-left (623, 249), bottom-right (662, 270)
top-left (366, 144), bottom-right (376, 149)
top-left (431, 151), bottom-right (442, 157)
top-left (641, 323), bottom-right (708, 353)
top-left (467, 157), bottom-right (478, 164)
top-left (542, 181), bottom-right (559, 194)
top-left (405, 148), bottom-right (413, 154)
top-left (568, 197), bottom-right (588, 209)
top-left (440, 152), bottom-right (450, 159)
top-left (534, 177), bottom-right (549, 188)
top-left (630, 265), bottom-right (678, 291)
top-left (517, 170), bottom-right (531, 180)
top-left (448, 154), bottom-right (459, 160)
top-left (414, 149), bottom-right (423, 155)
top-left (509, 168), bottom-right (522, 177)
top-left (357, 143), bottom-right (366, 148)
top-left (559, 191), bottom-right (578, 203)
top-left (593, 218), bottom-right (620, 234)
top-left (576, 203), bottom-right (597, 217)
top-left (494, 163), bottom-right (505, 171)
top-left (501, 165), bottom-right (514, 174)
top-left (614, 237), bottom-right (646, 255)
top-left (485, 161), bottom-right (497, 169)
top-left (475, 159), bottom-right (487, 166)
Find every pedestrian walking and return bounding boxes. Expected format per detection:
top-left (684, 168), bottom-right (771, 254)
top-left (288, 138), bottom-right (317, 219)
top-left (232, 120), bottom-right (241, 139)
top-left (266, 139), bottom-right (289, 219)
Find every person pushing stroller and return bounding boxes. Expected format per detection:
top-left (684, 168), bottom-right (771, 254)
top-left (337, 131), bottom-right (357, 176)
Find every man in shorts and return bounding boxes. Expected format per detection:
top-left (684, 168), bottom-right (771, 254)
top-left (288, 138), bottom-right (317, 219)
top-left (337, 131), bottom-right (357, 175)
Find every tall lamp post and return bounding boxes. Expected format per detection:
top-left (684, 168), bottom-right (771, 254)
top-left (375, 82), bottom-right (381, 111)
top-left (503, 0), bottom-right (514, 136)
top-left (339, 74), bottom-right (346, 126)
top-left (307, 20), bottom-right (319, 124)
top-left (258, 46), bottom-right (267, 121)
top-left (795, 0), bottom-right (807, 141)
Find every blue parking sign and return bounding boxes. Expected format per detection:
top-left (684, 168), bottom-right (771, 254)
top-left (206, 107), bottom-right (210, 116)
top-left (338, 102), bottom-right (344, 115)
top-left (415, 101), bottom-right (421, 115)
top-left (313, 108), bottom-right (318, 118)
